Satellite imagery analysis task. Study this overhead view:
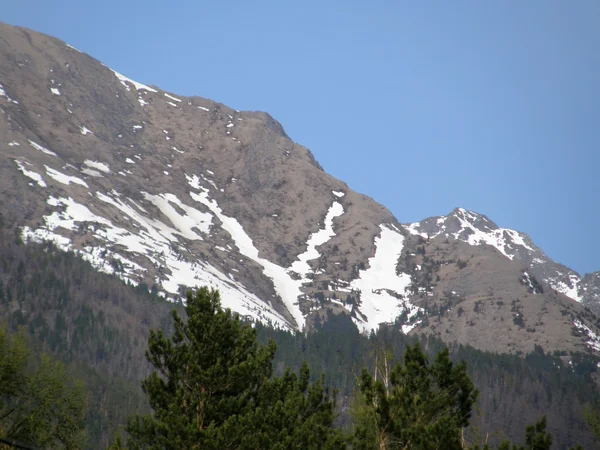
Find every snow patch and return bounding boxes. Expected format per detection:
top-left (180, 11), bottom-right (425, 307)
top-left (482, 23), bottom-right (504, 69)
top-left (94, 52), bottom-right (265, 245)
top-left (548, 275), bottom-right (582, 302)
top-left (0, 83), bottom-right (18, 104)
top-left (83, 160), bottom-right (110, 173)
top-left (332, 190), bottom-right (345, 198)
top-left (185, 174), bottom-right (202, 190)
top-left (521, 271), bottom-right (540, 294)
top-left (573, 320), bottom-right (600, 352)
top-left (22, 196), bottom-right (144, 286)
top-left (50, 88), bottom-right (61, 96)
top-left (190, 185), bottom-right (307, 329)
top-left (29, 140), bottom-right (57, 156)
top-left (112, 70), bottom-right (157, 93)
top-left (404, 222), bottom-right (427, 238)
top-left (143, 192), bottom-right (212, 238)
top-left (81, 168), bottom-right (103, 178)
top-left (164, 93), bottom-right (182, 102)
top-left (199, 174), bottom-right (217, 190)
top-left (45, 166), bottom-right (89, 188)
top-left (79, 126), bottom-right (92, 135)
top-left (289, 202), bottom-right (344, 278)
top-left (14, 160), bottom-right (46, 187)
top-left (350, 225), bottom-right (422, 333)
top-left (66, 44), bottom-right (81, 52)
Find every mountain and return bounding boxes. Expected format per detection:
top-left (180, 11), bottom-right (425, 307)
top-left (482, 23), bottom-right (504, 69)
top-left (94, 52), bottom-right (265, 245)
top-left (404, 208), bottom-right (600, 354)
top-left (1, 22), bottom-right (599, 358)
top-left (1, 229), bottom-right (597, 449)
top-left (406, 207), bottom-right (591, 304)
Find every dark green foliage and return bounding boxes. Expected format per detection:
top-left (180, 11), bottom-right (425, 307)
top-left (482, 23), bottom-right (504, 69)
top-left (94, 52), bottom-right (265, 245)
top-left (1, 210), bottom-right (598, 448)
top-left (584, 402), bottom-right (600, 441)
top-left (0, 327), bottom-right (87, 449)
top-left (0, 223), bottom-right (179, 448)
top-left (255, 314), bottom-right (598, 449)
top-left (125, 288), bottom-right (344, 449)
top-left (125, 287), bottom-right (275, 448)
top-left (352, 343), bottom-right (477, 450)
top-left (468, 417), bottom-right (552, 450)
top-left (224, 363), bottom-right (345, 449)
top-left (520, 417), bottom-right (552, 450)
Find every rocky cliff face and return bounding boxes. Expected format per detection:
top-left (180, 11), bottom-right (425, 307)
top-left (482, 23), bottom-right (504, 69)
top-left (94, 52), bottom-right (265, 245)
top-left (581, 272), bottom-right (600, 312)
top-left (1, 22), bottom-right (598, 357)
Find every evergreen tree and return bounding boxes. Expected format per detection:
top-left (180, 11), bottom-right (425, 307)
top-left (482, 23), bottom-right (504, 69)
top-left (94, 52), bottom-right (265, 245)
top-left (125, 287), bottom-right (344, 449)
top-left (0, 327), bottom-right (87, 449)
top-left (216, 362), bottom-right (344, 449)
top-left (352, 343), bottom-right (478, 450)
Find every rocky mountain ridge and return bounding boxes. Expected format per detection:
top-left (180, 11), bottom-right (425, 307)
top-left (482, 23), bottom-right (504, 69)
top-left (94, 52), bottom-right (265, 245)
top-left (406, 207), bottom-right (589, 304)
top-left (1, 22), bottom-right (599, 357)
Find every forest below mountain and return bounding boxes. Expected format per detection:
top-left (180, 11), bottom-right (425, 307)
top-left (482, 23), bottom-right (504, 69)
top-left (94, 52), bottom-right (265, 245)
top-left (0, 212), bottom-right (599, 449)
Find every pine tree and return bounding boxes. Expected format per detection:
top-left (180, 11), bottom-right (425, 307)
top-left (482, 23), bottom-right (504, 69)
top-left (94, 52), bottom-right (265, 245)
top-left (352, 343), bottom-right (478, 450)
top-left (124, 287), bottom-right (344, 449)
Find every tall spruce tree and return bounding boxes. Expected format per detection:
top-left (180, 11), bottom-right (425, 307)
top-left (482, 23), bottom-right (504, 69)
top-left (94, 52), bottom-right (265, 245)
top-left (124, 287), bottom-right (344, 449)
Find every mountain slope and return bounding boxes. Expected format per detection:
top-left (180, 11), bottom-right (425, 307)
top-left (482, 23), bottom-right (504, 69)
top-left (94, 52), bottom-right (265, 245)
top-left (0, 225), bottom-right (596, 449)
top-left (406, 207), bottom-right (585, 302)
top-left (1, 22), bottom-right (598, 357)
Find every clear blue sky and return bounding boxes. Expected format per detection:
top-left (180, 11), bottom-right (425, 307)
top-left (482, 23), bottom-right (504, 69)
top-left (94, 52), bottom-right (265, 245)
top-left (3, 1), bottom-right (599, 275)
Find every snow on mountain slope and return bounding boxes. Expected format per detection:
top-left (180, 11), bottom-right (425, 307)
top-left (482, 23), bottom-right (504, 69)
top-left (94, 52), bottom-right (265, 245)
top-left (112, 70), bottom-right (157, 93)
top-left (2, 22), bottom-right (599, 355)
top-left (188, 176), bottom-right (347, 330)
top-left (404, 208), bottom-right (583, 303)
top-left (10, 109), bottom-right (354, 330)
top-left (405, 208), bottom-right (534, 260)
top-left (546, 272), bottom-right (581, 302)
top-left (16, 157), bottom-right (353, 330)
top-left (21, 187), bottom-right (292, 329)
top-left (573, 319), bottom-right (600, 352)
top-left (350, 224), bottom-right (422, 333)
top-left (289, 197), bottom-right (344, 279)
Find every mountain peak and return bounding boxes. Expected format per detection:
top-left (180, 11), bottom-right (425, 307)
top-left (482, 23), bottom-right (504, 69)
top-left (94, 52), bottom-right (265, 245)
top-left (403, 208), bottom-right (588, 304)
